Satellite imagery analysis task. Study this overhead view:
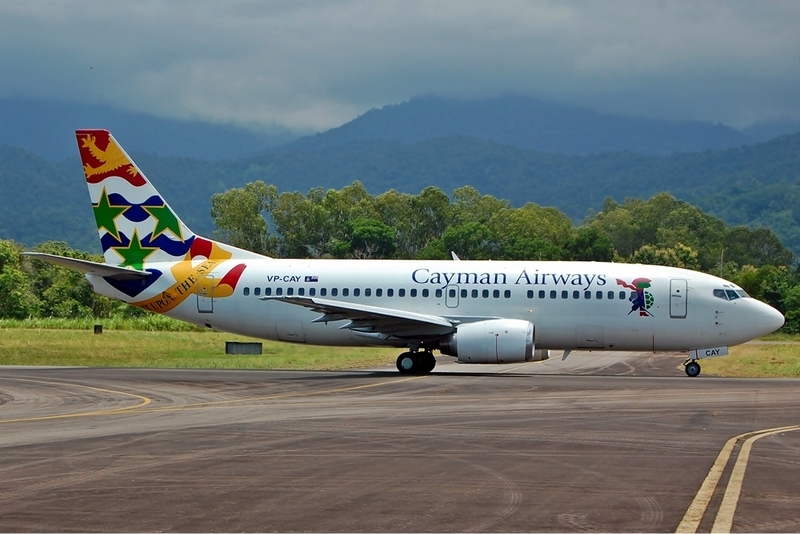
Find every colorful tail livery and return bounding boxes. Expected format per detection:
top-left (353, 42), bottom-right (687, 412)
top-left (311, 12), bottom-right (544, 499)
top-left (28, 130), bottom-right (262, 314)
top-left (23, 129), bottom-right (785, 378)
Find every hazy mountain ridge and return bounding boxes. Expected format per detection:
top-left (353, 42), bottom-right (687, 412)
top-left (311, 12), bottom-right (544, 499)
top-left (2, 132), bottom-right (800, 254)
top-left (0, 99), bottom-right (300, 161)
top-left (285, 95), bottom-right (799, 155)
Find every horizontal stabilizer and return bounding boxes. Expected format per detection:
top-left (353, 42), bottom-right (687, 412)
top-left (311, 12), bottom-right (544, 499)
top-left (22, 252), bottom-right (152, 281)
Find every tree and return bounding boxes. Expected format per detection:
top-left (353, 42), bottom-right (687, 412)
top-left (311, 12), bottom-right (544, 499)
top-left (564, 226), bottom-right (615, 262)
top-left (210, 181), bottom-right (277, 255)
top-left (348, 218), bottom-right (397, 259)
top-left (0, 239), bottom-right (39, 319)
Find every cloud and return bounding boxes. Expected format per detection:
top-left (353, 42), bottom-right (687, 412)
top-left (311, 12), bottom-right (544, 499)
top-left (1, 0), bottom-right (798, 131)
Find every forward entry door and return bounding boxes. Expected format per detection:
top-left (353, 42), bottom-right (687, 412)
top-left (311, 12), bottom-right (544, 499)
top-left (670, 279), bottom-right (687, 318)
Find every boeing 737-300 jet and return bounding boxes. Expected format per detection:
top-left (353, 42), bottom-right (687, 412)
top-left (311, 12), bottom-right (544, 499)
top-left (24, 130), bottom-right (785, 377)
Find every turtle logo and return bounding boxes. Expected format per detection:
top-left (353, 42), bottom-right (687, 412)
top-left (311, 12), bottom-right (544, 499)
top-left (616, 277), bottom-right (654, 317)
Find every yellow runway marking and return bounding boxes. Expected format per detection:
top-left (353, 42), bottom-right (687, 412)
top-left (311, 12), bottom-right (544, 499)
top-left (498, 360), bottom-right (547, 374)
top-left (0, 375), bottom-right (426, 423)
top-left (131, 374), bottom-right (429, 415)
top-left (710, 425), bottom-right (800, 533)
top-left (0, 378), bottom-right (152, 424)
top-left (676, 424), bottom-right (800, 533)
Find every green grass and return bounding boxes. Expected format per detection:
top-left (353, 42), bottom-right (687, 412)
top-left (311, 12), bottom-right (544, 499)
top-left (701, 342), bottom-right (800, 378)
top-left (0, 328), bottom-right (398, 370)
top-left (0, 316), bottom-right (201, 332)
top-left (1, 319), bottom-right (799, 376)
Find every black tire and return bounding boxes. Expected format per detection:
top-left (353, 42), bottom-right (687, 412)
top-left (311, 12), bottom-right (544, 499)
top-left (396, 352), bottom-right (416, 374)
top-left (685, 361), bottom-right (701, 377)
top-left (420, 352), bottom-right (436, 374)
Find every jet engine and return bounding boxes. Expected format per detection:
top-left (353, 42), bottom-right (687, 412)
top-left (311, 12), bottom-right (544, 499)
top-left (439, 319), bottom-right (534, 363)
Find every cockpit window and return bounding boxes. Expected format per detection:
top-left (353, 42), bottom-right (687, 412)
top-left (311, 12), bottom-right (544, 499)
top-left (736, 290), bottom-right (749, 298)
top-left (726, 289), bottom-right (740, 300)
top-left (713, 289), bottom-right (727, 300)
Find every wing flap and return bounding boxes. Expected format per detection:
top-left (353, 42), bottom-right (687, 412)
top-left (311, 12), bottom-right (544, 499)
top-left (262, 296), bottom-right (455, 338)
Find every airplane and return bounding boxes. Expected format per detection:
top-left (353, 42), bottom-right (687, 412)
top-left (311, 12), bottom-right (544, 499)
top-left (23, 130), bottom-right (785, 378)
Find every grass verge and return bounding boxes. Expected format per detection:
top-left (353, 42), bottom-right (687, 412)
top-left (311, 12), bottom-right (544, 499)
top-left (0, 328), bottom-right (398, 370)
top-left (701, 342), bottom-right (800, 378)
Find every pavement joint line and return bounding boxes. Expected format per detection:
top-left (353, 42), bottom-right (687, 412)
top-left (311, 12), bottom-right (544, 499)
top-left (0, 377), bottom-right (152, 424)
top-left (0, 374), bottom-right (429, 422)
top-left (130, 374), bottom-right (429, 414)
top-left (498, 360), bottom-right (547, 374)
top-left (675, 424), bottom-right (800, 533)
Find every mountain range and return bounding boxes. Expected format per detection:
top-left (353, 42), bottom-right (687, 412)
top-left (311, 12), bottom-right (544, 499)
top-left (1, 95), bottom-right (799, 255)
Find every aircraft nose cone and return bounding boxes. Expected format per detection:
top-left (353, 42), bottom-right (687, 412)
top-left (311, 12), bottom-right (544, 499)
top-left (766, 304), bottom-right (785, 331)
top-left (757, 302), bottom-right (784, 336)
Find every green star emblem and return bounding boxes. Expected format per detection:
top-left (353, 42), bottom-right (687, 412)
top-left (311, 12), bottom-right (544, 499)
top-left (144, 203), bottom-right (184, 241)
top-left (93, 188), bottom-right (127, 240)
top-left (112, 230), bottom-right (157, 270)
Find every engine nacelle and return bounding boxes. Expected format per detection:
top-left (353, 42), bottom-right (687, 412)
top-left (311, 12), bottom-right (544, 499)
top-left (440, 319), bottom-right (534, 364)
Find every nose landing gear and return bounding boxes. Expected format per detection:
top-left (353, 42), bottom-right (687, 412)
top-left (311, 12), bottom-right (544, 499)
top-left (683, 359), bottom-right (701, 377)
top-left (396, 351), bottom-right (436, 375)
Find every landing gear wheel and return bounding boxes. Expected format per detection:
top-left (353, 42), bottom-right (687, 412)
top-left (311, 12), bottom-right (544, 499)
top-left (685, 361), bottom-right (701, 377)
top-left (396, 352), bottom-right (417, 374)
top-left (420, 352), bottom-right (436, 374)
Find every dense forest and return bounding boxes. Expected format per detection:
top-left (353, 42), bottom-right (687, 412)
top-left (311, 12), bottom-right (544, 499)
top-left (2, 186), bottom-right (799, 333)
top-left (2, 132), bottom-right (800, 254)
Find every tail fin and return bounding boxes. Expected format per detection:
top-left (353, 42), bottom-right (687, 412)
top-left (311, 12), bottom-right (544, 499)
top-left (76, 129), bottom-right (263, 269)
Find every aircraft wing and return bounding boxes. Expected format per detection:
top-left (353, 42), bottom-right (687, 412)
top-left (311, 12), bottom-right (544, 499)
top-left (21, 252), bottom-right (152, 281)
top-left (263, 296), bottom-right (456, 338)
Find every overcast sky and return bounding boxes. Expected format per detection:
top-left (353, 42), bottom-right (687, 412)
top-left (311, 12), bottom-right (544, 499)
top-left (1, 0), bottom-right (798, 132)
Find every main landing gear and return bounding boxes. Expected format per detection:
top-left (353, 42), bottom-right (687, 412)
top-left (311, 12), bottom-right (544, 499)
top-left (396, 351), bottom-right (436, 375)
top-left (683, 359), bottom-right (702, 377)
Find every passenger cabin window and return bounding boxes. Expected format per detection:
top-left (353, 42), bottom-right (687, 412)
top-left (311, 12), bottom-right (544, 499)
top-left (539, 290), bottom-right (546, 299)
top-left (399, 289), bottom-right (406, 297)
top-left (461, 289), bottom-right (468, 298)
top-left (354, 288), bottom-right (360, 297)
top-left (561, 290), bottom-right (568, 299)
top-left (386, 289), bottom-right (392, 297)
top-left (435, 289), bottom-right (443, 298)
top-left (527, 290), bottom-right (534, 299)
top-left (243, 287), bottom-right (250, 296)
top-left (550, 290), bottom-right (557, 299)
top-left (573, 290), bottom-right (580, 299)
top-left (619, 291), bottom-right (626, 300)
top-left (596, 291), bottom-right (603, 300)
top-left (254, 287), bottom-right (261, 296)
top-left (410, 289), bottom-right (417, 297)
top-left (265, 288), bottom-right (272, 296)
top-left (276, 287), bottom-right (283, 296)
top-left (342, 288), bottom-right (349, 297)
top-left (287, 288), bottom-right (294, 296)
top-left (309, 288), bottom-right (315, 296)
top-left (607, 291), bottom-right (614, 300)
top-left (483, 289), bottom-right (489, 298)
top-left (320, 288), bottom-right (326, 296)
top-left (364, 288), bottom-right (371, 297)
top-left (331, 288), bottom-right (337, 297)
top-left (298, 288), bottom-right (305, 296)
top-left (584, 291), bottom-right (591, 299)
top-left (493, 289), bottom-right (500, 298)
top-left (449, 289), bottom-right (456, 298)
top-left (504, 290), bottom-right (511, 298)
top-left (422, 289), bottom-right (429, 298)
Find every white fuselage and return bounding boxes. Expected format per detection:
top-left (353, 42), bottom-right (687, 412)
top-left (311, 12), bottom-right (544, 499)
top-left (90, 259), bottom-right (784, 353)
